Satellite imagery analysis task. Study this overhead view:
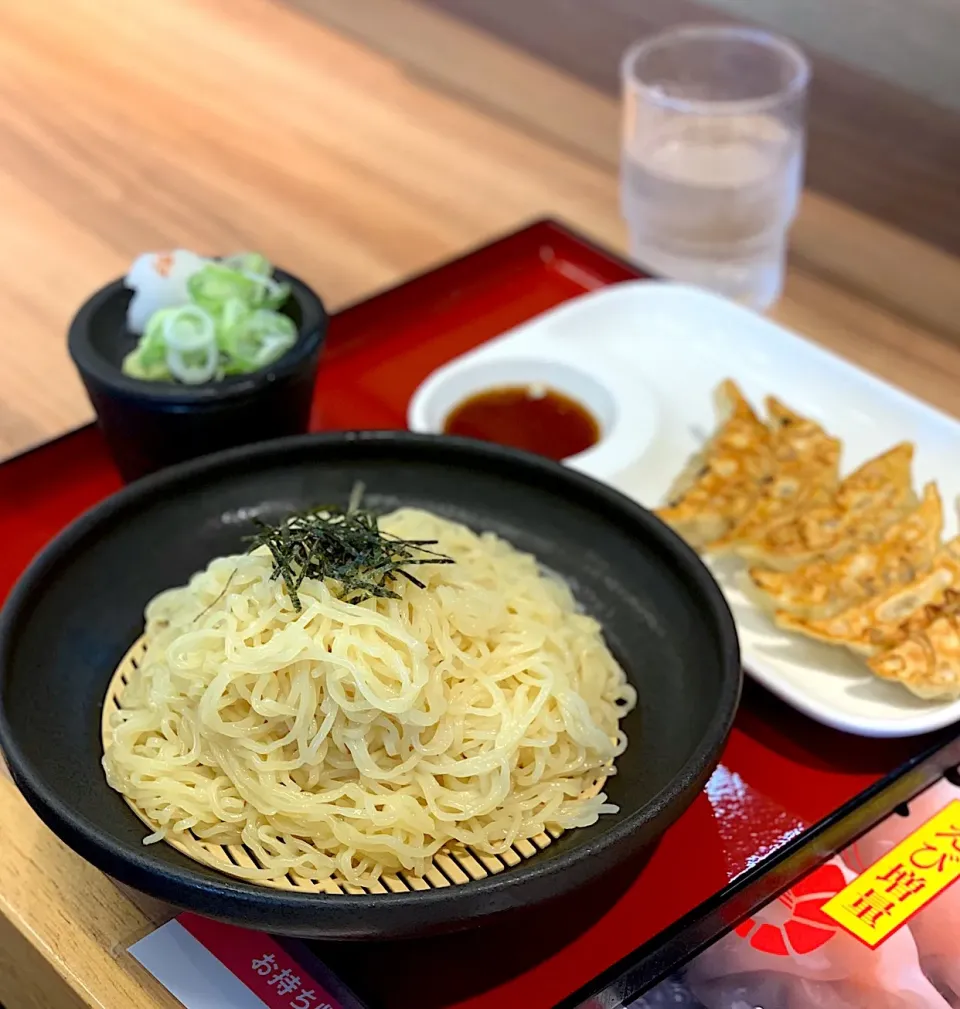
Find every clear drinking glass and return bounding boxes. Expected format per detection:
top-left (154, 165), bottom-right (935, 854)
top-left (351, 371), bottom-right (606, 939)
top-left (620, 25), bottom-right (810, 310)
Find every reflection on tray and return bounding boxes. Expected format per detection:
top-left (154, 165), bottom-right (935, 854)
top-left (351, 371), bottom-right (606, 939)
top-left (632, 775), bottom-right (960, 1008)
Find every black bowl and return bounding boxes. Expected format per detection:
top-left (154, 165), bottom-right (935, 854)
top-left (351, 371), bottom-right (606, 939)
top-left (0, 432), bottom-right (740, 939)
top-left (68, 268), bottom-right (328, 482)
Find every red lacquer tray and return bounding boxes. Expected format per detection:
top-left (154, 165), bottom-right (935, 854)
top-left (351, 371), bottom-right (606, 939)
top-left (0, 219), bottom-right (952, 1009)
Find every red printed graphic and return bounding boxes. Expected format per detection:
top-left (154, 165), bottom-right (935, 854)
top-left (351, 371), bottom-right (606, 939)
top-left (178, 913), bottom-right (344, 1009)
top-left (733, 862), bottom-right (846, 956)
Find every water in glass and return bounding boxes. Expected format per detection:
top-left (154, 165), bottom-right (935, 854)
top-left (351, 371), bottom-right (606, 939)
top-left (622, 112), bottom-right (803, 309)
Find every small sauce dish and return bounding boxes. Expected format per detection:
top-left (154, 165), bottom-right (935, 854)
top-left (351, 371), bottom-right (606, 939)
top-left (408, 351), bottom-right (658, 480)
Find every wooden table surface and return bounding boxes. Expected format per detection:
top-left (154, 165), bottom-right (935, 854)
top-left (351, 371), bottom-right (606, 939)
top-left (0, 0), bottom-right (959, 1007)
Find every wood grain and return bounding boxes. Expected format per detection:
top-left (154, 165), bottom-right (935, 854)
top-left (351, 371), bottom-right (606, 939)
top-left (296, 0), bottom-right (960, 349)
top-left (0, 0), bottom-right (622, 458)
top-left (416, 0), bottom-right (960, 257)
top-left (0, 0), bottom-right (958, 461)
top-left (0, 773), bottom-right (176, 1009)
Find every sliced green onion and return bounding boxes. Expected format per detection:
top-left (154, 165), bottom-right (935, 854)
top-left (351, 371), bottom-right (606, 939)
top-left (124, 251), bottom-right (299, 384)
top-left (187, 264), bottom-right (262, 313)
top-left (121, 349), bottom-right (173, 381)
top-left (220, 309), bottom-right (296, 372)
top-left (162, 305), bottom-right (218, 384)
top-left (161, 304), bottom-right (215, 349)
top-left (139, 310), bottom-right (176, 367)
top-left (250, 274), bottom-right (291, 310)
top-left (214, 297), bottom-right (250, 350)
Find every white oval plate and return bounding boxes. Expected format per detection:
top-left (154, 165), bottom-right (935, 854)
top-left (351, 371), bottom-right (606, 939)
top-left (407, 280), bottom-right (960, 737)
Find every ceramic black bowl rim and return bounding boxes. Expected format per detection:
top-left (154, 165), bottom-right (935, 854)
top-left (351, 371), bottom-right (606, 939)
top-left (67, 267), bottom-right (327, 406)
top-left (0, 431), bottom-right (741, 927)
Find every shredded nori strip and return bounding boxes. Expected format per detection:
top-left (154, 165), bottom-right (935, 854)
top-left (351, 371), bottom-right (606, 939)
top-left (245, 505), bottom-right (454, 611)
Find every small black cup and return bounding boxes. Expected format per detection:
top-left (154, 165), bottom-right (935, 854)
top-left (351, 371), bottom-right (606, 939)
top-left (68, 269), bottom-right (328, 482)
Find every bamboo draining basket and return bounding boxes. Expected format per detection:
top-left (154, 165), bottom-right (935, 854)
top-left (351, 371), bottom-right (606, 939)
top-left (101, 639), bottom-right (605, 895)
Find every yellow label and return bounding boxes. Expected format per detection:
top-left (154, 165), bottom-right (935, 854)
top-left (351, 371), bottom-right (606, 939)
top-left (823, 798), bottom-right (960, 947)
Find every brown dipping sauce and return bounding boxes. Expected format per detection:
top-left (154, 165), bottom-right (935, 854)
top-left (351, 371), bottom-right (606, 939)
top-left (443, 384), bottom-right (600, 461)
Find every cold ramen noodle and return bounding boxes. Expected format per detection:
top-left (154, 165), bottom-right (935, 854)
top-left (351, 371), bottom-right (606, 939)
top-left (102, 506), bottom-right (636, 888)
